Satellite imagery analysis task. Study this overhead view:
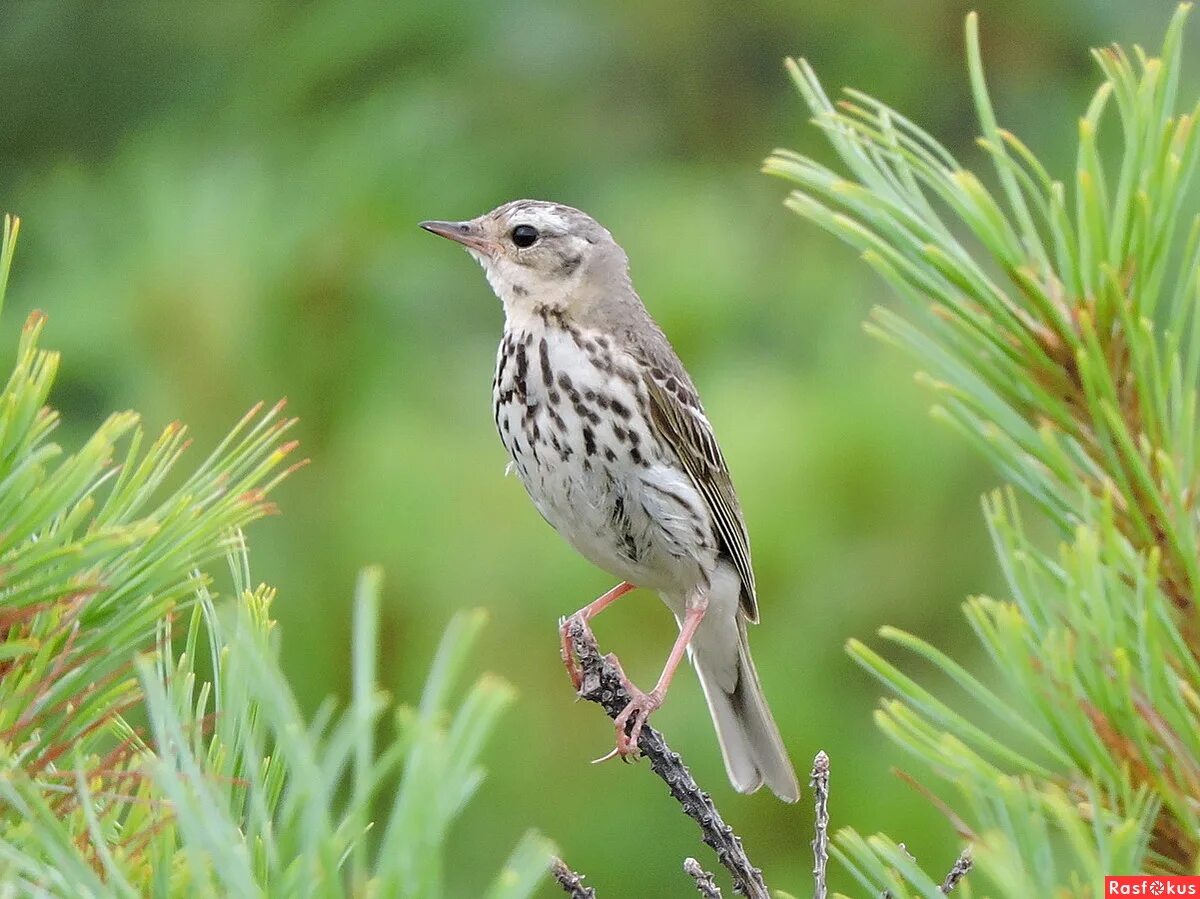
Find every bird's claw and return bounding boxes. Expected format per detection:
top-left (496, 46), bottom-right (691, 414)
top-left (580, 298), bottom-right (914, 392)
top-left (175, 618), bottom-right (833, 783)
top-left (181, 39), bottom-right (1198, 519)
top-left (590, 746), bottom-right (622, 765)
top-left (559, 613), bottom-right (588, 692)
top-left (601, 682), bottom-right (662, 763)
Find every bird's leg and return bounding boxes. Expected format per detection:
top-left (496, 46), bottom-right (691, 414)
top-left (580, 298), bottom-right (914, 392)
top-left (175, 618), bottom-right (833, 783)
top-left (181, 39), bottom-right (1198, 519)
top-left (559, 581), bottom-right (636, 690)
top-left (605, 595), bottom-right (708, 761)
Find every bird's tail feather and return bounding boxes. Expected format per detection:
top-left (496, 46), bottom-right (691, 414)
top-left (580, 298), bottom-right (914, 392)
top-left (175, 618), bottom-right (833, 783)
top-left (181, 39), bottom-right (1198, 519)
top-left (693, 618), bottom-right (799, 802)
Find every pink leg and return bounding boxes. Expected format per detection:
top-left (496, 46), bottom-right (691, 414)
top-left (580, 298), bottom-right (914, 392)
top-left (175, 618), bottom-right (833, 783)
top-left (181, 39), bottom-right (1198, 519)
top-left (599, 598), bottom-right (708, 762)
top-left (559, 582), bottom-right (636, 690)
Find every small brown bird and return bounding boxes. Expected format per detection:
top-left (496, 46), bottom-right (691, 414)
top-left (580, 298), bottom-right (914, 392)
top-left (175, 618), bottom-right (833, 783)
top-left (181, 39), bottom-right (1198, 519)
top-left (421, 200), bottom-right (799, 801)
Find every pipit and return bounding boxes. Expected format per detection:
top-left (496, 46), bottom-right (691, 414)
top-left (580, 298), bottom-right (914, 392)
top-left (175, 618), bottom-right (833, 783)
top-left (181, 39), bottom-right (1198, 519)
top-left (421, 200), bottom-right (799, 801)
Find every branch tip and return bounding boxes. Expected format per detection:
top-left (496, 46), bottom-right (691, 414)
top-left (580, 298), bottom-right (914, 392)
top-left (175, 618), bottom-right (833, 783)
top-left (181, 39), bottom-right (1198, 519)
top-left (811, 751), bottom-right (830, 899)
top-left (940, 848), bottom-right (973, 894)
top-left (684, 857), bottom-right (723, 898)
top-left (551, 856), bottom-right (597, 899)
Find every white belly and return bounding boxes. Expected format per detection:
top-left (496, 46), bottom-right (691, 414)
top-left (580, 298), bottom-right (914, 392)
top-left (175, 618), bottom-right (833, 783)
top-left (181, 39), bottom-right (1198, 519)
top-left (493, 320), bottom-right (718, 594)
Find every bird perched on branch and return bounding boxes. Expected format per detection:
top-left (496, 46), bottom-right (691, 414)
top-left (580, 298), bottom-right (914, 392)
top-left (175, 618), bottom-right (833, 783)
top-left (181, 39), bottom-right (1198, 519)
top-left (421, 200), bottom-right (799, 801)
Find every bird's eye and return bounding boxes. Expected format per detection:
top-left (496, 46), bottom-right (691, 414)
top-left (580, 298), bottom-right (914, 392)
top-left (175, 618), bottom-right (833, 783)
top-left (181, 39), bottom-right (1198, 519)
top-left (511, 225), bottom-right (540, 248)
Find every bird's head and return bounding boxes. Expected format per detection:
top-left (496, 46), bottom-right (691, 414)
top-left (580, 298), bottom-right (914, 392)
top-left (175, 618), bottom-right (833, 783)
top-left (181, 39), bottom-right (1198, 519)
top-left (420, 200), bottom-right (630, 319)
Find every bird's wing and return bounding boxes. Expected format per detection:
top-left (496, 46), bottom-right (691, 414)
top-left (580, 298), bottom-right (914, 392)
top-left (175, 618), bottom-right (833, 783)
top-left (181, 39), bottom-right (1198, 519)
top-left (633, 342), bottom-right (758, 622)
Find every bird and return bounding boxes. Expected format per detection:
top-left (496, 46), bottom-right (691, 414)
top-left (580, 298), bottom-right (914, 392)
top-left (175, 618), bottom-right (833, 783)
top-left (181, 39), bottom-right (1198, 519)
top-left (420, 200), bottom-right (799, 801)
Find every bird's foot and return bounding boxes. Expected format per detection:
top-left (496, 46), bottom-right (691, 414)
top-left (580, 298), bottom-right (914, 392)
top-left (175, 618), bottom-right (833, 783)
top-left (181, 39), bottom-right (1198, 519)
top-left (614, 685), bottom-right (662, 758)
top-left (593, 674), bottom-right (663, 764)
top-left (558, 612), bottom-right (591, 692)
top-left (559, 583), bottom-right (638, 693)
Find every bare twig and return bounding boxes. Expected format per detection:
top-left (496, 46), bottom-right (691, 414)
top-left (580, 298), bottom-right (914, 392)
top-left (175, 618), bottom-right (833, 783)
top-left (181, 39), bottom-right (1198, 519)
top-left (811, 751), bottom-right (830, 899)
top-left (939, 848), bottom-right (973, 893)
top-left (565, 618), bottom-right (770, 899)
top-left (684, 858), bottom-right (723, 898)
top-left (881, 844), bottom-right (973, 898)
top-left (551, 856), bottom-right (597, 899)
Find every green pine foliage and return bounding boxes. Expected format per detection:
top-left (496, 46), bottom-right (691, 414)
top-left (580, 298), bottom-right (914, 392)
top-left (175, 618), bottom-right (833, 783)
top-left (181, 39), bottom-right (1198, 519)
top-left (767, 4), bottom-right (1200, 895)
top-left (0, 218), bottom-right (550, 897)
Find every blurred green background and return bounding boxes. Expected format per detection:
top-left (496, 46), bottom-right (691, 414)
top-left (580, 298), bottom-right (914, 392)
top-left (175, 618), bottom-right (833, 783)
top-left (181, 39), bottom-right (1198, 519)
top-left (0, 1), bottom-right (1188, 894)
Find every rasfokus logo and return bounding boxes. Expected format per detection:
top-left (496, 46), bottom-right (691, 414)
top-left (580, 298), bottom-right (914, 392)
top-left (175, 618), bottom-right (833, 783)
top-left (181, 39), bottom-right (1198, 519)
top-left (1105, 876), bottom-right (1200, 895)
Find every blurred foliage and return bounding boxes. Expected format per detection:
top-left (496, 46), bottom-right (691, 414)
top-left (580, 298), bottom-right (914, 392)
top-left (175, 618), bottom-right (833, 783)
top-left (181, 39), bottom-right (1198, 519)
top-left (0, 215), bottom-right (540, 894)
top-left (0, 1), bottom-right (1191, 895)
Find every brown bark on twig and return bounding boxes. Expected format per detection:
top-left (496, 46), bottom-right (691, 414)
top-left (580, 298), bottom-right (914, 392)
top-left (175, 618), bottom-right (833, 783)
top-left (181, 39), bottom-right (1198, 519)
top-left (564, 618), bottom-right (770, 899)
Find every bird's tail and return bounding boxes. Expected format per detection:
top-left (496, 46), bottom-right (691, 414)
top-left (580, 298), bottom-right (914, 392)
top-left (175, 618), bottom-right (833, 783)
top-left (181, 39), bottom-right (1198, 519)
top-left (692, 617), bottom-right (799, 802)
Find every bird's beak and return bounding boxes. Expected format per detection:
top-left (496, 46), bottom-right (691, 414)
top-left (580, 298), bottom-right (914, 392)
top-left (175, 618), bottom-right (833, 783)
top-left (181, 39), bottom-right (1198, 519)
top-left (419, 219), bottom-right (499, 257)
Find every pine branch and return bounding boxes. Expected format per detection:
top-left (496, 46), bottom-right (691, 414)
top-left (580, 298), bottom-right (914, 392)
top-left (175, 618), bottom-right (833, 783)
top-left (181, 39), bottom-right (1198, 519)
top-left (564, 618), bottom-right (769, 899)
top-left (0, 220), bottom-right (552, 897)
top-left (769, 2), bottom-right (1200, 889)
